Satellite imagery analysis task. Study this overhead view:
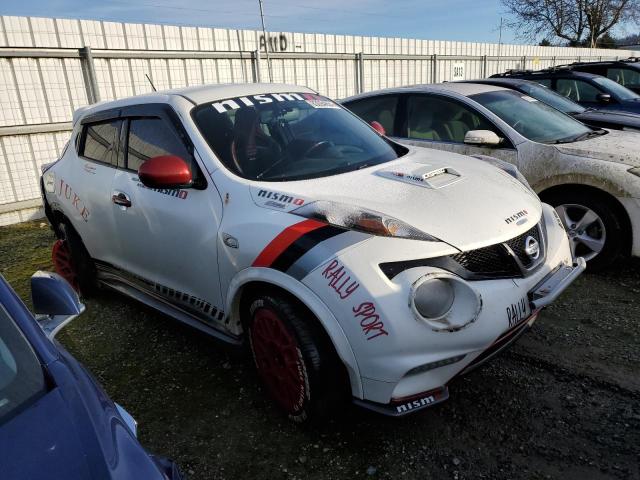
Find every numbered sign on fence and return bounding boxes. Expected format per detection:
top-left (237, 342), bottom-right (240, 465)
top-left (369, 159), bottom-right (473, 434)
top-left (452, 62), bottom-right (465, 80)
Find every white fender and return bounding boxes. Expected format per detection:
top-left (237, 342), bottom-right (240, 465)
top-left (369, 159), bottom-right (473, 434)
top-left (226, 267), bottom-right (363, 398)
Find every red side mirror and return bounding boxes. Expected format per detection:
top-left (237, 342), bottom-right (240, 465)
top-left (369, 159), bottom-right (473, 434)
top-left (138, 155), bottom-right (193, 189)
top-left (370, 121), bottom-right (386, 136)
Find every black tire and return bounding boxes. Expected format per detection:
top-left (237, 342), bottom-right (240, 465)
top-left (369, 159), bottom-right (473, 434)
top-left (541, 189), bottom-right (626, 271)
top-left (246, 292), bottom-right (345, 423)
top-left (57, 221), bottom-right (98, 296)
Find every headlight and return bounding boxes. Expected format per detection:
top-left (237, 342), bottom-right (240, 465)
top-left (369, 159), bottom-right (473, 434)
top-left (629, 167), bottom-right (640, 178)
top-left (409, 273), bottom-right (482, 331)
top-left (292, 200), bottom-right (439, 241)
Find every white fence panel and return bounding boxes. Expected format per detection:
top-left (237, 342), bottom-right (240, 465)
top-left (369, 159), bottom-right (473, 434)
top-left (1, 14), bottom-right (637, 225)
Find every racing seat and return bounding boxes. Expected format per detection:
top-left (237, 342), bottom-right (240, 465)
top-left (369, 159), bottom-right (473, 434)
top-left (231, 107), bottom-right (280, 177)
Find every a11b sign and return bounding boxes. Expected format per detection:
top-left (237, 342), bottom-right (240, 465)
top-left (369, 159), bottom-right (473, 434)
top-left (452, 62), bottom-right (465, 80)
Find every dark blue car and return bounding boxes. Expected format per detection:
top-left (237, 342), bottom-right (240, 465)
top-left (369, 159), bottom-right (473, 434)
top-left (491, 68), bottom-right (640, 115)
top-left (0, 271), bottom-right (182, 479)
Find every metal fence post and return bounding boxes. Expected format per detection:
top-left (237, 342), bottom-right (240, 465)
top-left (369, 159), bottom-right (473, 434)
top-left (356, 52), bottom-right (364, 93)
top-left (482, 55), bottom-right (487, 78)
top-left (79, 46), bottom-right (100, 103)
top-left (252, 49), bottom-right (262, 83)
top-left (432, 53), bottom-right (438, 82)
top-left (522, 55), bottom-right (527, 69)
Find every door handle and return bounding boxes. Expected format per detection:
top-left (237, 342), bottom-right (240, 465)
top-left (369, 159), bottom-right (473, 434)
top-left (112, 191), bottom-right (132, 208)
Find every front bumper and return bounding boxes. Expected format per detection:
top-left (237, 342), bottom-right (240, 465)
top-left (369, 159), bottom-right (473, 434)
top-left (354, 257), bottom-right (585, 416)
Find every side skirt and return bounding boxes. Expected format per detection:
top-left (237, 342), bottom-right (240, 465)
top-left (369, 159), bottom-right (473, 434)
top-left (96, 266), bottom-right (242, 346)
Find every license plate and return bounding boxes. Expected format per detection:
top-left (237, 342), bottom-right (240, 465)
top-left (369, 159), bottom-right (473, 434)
top-left (506, 296), bottom-right (530, 329)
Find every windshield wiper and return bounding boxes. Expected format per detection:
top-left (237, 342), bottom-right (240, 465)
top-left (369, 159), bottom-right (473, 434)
top-left (551, 129), bottom-right (605, 144)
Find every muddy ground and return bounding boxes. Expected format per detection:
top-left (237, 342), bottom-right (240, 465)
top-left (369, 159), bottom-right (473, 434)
top-left (1, 220), bottom-right (638, 480)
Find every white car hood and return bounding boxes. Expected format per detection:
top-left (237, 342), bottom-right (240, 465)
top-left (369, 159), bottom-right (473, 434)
top-left (253, 148), bottom-right (542, 252)
top-left (554, 130), bottom-right (640, 168)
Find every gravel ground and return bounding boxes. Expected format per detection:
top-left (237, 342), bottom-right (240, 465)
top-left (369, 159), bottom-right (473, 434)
top-left (1, 220), bottom-right (639, 480)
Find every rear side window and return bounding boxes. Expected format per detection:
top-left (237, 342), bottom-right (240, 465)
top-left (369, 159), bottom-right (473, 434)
top-left (80, 120), bottom-right (120, 165)
top-left (126, 118), bottom-right (192, 172)
top-left (608, 67), bottom-right (640, 87)
top-left (556, 79), bottom-right (601, 102)
top-left (345, 95), bottom-right (398, 135)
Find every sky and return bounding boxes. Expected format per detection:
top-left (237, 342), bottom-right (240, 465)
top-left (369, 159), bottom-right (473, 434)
top-left (2, 0), bottom-right (522, 44)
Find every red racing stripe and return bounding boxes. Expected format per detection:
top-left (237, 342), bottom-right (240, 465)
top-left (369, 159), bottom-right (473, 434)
top-left (252, 219), bottom-right (326, 267)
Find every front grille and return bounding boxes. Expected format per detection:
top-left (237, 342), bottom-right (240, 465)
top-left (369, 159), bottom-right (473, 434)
top-left (504, 225), bottom-right (542, 268)
top-left (451, 244), bottom-right (520, 277)
top-left (379, 223), bottom-right (544, 281)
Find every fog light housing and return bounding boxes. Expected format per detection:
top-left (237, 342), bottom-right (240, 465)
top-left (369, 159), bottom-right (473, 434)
top-left (410, 273), bottom-right (482, 331)
top-left (413, 278), bottom-right (455, 319)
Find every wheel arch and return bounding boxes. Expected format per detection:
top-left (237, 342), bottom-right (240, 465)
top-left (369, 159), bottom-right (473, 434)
top-left (538, 181), bottom-right (633, 255)
top-left (226, 267), bottom-right (363, 398)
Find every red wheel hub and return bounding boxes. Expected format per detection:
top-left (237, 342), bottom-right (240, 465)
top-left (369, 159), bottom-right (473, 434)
top-left (250, 308), bottom-right (307, 414)
top-left (52, 240), bottom-right (79, 292)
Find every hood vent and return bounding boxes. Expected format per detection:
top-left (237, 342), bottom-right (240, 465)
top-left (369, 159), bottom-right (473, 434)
top-left (377, 164), bottom-right (462, 189)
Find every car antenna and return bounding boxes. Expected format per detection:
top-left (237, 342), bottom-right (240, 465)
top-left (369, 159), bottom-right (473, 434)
top-left (145, 73), bottom-right (157, 92)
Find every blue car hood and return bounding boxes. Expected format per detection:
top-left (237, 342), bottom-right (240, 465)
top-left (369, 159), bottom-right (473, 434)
top-left (0, 357), bottom-right (168, 480)
top-left (0, 388), bottom-right (91, 479)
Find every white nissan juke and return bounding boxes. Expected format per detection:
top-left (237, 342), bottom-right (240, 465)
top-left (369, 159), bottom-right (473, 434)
top-left (41, 83), bottom-right (585, 422)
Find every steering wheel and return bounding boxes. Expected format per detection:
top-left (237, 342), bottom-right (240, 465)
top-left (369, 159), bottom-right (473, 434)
top-left (302, 141), bottom-right (333, 158)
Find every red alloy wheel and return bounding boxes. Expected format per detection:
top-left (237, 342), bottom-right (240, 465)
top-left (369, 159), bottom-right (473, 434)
top-left (52, 239), bottom-right (80, 292)
top-left (250, 308), bottom-right (307, 414)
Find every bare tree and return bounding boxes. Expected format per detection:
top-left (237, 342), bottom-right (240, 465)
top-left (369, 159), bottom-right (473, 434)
top-left (502, 0), bottom-right (639, 47)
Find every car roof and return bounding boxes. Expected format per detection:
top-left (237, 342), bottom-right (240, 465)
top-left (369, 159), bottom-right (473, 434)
top-left (461, 78), bottom-right (526, 87)
top-left (73, 83), bottom-right (317, 123)
top-left (342, 82), bottom-right (507, 103)
top-left (492, 68), bottom-right (601, 79)
top-left (567, 58), bottom-right (640, 67)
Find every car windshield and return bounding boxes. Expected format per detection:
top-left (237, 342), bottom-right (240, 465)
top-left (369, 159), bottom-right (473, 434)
top-left (515, 82), bottom-right (586, 114)
top-left (192, 92), bottom-right (402, 181)
top-left (0, 304), bottom-right (45, 424)
top-left (472, 90), bottom-right (593, 144)
top-left (593, 76), bottom-right (640, 101)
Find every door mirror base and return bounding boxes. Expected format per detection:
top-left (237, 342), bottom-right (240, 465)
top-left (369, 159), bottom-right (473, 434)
top-left (596, 93), bottom-right (612, 104)
top-left (31, 271), bottom-right (85, 339)
top-left (464, 130), bottom-right (502, 146)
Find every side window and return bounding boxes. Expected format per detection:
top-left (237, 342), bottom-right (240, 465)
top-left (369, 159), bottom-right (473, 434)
top-left (80, 120), bottom-right (120, 165)
top-left (126, 118), bottom-right (193, 172)
top-left (607, 67), bottom-right (640, 87)
top-left (346, 96), bottom-right (398, 134)
top-left (406, 95), bottom-right (497, 143)
top-left (556, 79), bottom-right (601, 102)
